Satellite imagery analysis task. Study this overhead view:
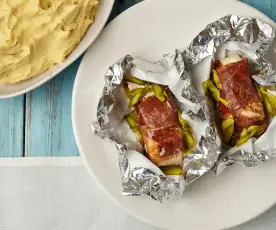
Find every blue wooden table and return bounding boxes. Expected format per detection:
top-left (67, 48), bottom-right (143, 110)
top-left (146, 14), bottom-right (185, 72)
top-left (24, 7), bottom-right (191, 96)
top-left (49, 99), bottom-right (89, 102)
top-left (1, 0), bottom-right (275, 157)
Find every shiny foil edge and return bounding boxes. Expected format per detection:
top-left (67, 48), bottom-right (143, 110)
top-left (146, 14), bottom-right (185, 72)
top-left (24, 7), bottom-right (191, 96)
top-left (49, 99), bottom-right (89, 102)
top-left (183, 14), bottom-right (276, 85)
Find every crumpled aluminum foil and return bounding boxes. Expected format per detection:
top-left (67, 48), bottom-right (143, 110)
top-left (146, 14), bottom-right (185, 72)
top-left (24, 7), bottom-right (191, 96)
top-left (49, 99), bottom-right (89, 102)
top-left (92, 14), bottom-right (276, 201)
top-left (215, 148), bottom-right (276, 174)
top-left (181, 14), bottom-right (276, 173)
top-left (92, 54), bottom-right (184, 201)
top-left (92, 50), bottom-right (218, 201)
top-left (184, 15), bottom-right (275, 74)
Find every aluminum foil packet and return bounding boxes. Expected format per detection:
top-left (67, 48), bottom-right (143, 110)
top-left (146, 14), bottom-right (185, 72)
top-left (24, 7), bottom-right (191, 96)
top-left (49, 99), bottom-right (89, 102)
top-left (92, 14), bottom-right (276, 201)
top-left (92, 50), bottom-right (220, 201)
top-left (181, 14), bottom-right (276, 173)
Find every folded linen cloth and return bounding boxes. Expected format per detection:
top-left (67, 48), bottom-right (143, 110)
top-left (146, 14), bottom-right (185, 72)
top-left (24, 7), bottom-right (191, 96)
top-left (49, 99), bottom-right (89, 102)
top-left (0, 157), bottom-right (274, 230)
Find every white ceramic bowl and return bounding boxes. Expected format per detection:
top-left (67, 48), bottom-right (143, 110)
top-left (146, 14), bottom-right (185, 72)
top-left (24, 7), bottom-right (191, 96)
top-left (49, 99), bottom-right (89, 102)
top-left (0, 0), bottom-right (114, 98)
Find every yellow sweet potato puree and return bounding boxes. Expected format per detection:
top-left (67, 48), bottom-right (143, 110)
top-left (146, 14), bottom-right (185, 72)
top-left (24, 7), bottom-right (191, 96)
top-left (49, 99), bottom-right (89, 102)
top-left (0, 0), bottom-right (99, 84)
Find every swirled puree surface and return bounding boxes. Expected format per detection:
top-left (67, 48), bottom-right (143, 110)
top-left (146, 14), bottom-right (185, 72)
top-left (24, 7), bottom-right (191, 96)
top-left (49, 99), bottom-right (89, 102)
top-left (0, 0), bottom-right (99, 84)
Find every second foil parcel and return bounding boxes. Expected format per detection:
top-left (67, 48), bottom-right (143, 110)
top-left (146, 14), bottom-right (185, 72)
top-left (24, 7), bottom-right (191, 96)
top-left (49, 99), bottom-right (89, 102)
top-left (203, 53), bottom-right (276, 149)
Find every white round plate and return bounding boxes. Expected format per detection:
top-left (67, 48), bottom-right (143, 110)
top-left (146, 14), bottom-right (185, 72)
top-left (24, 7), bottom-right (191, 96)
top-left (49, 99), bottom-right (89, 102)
top-left (72, 0), bottom-right (276, 229)
top-left (0, 0), bottom-right (114, 98)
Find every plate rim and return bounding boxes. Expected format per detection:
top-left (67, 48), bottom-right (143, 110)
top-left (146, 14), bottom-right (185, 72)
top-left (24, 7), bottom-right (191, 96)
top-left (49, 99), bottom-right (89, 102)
top-left (72, 0), bottom-right (276, 229)
top-left (0, 0), bottom-right (115, 99)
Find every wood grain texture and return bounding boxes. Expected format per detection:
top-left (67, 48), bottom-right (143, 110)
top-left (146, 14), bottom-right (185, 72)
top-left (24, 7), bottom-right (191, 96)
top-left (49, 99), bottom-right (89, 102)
top-left (109, 0), bottom-right (142, 21)
top-left (25, 59), bottom-right (81, 156)
top-left (0, 97), bottom-right (24, 157)
top-left (242, 0), bottom-right (276, 21)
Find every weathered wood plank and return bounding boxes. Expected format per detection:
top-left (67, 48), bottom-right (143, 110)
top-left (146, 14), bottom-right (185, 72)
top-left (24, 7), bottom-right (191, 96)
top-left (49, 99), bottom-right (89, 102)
top-left (109, 0), bottom-right (142, 21)
top-left (242, 0), bottom-right (276, 21)
top-left (25, 59), bottom-right (81, 156)
top-left (0, 97), bottom-right (24, 157)
top-left (117, 0), bottom-right (142, 12)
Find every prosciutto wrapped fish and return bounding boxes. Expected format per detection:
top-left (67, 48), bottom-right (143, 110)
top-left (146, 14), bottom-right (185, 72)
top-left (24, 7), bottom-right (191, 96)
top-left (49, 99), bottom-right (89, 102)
top-left (124, 77), bottom-right (195, 167)
top-left (203, 54), bottom-right (269, 146)
top-left (137, 90), bottom-right (186, 166)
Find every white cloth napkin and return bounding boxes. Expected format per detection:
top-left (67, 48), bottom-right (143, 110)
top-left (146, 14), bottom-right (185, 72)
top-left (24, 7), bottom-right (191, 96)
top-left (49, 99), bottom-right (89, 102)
top-left (0, 157), bottom-right (275, 230)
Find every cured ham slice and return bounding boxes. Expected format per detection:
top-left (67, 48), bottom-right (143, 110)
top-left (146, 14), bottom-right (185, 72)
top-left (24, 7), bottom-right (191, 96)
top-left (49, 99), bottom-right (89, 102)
top-left (136, 91), bottom-right (186, 166)
top-left (216, 56), bottom-right (266, 130)
top-left (214, 54), bottom-right (268, 144)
